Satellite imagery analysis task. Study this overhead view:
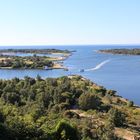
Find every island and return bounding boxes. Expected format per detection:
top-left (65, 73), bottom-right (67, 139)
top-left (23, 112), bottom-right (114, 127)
top-left (0, 48), bottom-right (71, 54)
top-left (0, 49), bottom-right (72, 70)
top-left (99, 48), bottom-right (140, 55)
top-left (0, 75), bottom-right (139, 139)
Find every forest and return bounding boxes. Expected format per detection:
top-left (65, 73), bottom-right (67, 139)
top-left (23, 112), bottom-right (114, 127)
top-left (0, 75), bottom-right (140, 140)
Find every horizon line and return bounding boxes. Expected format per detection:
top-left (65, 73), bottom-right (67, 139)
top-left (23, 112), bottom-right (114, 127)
top-left (0, 44), bottom-right (140, 47)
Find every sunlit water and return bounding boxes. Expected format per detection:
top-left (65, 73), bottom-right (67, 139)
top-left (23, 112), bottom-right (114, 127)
top-left (0, 45), bottom-right (140, 105)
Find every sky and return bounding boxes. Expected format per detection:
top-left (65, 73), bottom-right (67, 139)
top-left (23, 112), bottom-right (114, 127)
top-left (0, 0), bottom-right (140, 46)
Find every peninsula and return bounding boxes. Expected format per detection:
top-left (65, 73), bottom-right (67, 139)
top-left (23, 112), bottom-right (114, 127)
top-left (0, 75), bottom-right (139, 139)
top-left (0, 48), bottom-right (71, 54)
top-left (0, 49), bottom-right (72, 70)
top-left (99, 48), bottom-right (140, 55)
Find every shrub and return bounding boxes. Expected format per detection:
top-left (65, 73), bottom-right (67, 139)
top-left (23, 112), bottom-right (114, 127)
top-left (127, 101), bottom-right (134, 107)
top-left (53, 120), bottom-right (78, 140)
top-left (108, 108), bottom-right (126, 127)
top-left (78, 93), bottom-right (101, 111)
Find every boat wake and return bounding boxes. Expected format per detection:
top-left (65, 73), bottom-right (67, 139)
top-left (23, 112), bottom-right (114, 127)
top-left (85, 59), bottom-right (111, 71)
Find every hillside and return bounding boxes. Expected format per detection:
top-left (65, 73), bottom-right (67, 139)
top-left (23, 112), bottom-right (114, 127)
top-left (0, 75), bottom-right (139, 140)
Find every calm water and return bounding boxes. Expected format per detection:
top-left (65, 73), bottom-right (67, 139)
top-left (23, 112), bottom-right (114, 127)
top-left (0, 45), bottom-right (140, 105)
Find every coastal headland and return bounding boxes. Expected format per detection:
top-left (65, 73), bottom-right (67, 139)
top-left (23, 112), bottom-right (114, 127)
top-left (0, 75), bottom-right (139, 139)
top-left (0, 49), bottom-right (72, 70)
top-left (99, 48), bottom-right (140, 55)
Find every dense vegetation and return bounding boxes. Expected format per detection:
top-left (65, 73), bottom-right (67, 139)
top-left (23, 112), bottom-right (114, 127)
top-left (0, 49), bottom-right (71, 54)
top-left (99, 48), bottom-right (140, 55)
top-left (0, 75), bottom-right (139, 140)
top-left (0, 49), bottom-right (72, 69)
top-left (0, 55), bottom-right (53, 69)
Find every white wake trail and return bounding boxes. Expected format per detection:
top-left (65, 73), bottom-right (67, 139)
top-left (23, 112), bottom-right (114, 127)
top-left (85, 59), bottom-right (110, 71)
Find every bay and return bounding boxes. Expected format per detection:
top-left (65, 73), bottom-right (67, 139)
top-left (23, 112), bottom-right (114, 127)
top-left (0, 45), bottom-right (140, 105)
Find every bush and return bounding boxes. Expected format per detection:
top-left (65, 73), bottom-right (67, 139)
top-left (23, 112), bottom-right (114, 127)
top-left (108, 108), bottom-right (126, 127)
top-left (78, 93), bottom-right (101, 111)
top-left (53, 120), bottom-right (78, 140)
top-left (107, 90), bottom-right (116, 96)
top-left (127, 101), bottom-right (134, 107)
top-left (95, 124), bottom-right (119, 140)
top-left (59, 103), bottom-right (71, 110)
top-left (0, 112), bottom-right (4, 123)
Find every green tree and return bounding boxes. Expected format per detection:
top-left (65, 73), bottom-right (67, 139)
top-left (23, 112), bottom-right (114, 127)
top-left (53, 120), bottom-right (78, 140)
top-left (2, 92), bottom-right (21, 105)
top-left (127, 101), bottom-right (134, 107)
top-left (78, 93), bottom-right (101, 111)
top-left (108, 108), bottom-right (126, 127)
top-left (36, 74), bottom-right (42, 81)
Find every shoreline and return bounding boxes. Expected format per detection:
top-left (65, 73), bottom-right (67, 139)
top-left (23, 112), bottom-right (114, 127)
top-left (98, 49), bottom-right (140, 56)
top-left (0, 61), bottom-right (69, 71)
top-left (1, 74), bottom-right (140, 139)
top-left (0, 73), bottom-right (140, 109)
top-left (0, 50), bottom-right (72, 71)
top-left (71, 75), bottom-right (140, 108)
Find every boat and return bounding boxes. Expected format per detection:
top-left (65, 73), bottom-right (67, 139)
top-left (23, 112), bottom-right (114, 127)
top-left (79, 69), bottom-right (84, 72)
top-left (44, 66), bottom-right (52, 70)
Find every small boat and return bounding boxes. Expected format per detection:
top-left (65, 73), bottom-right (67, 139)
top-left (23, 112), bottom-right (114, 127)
top-left (44, 66), bottom-right (52, 70)
top-left (64, 68), bottom-right (68, 71)
top-left (79, 69), bottom-right (84, 72)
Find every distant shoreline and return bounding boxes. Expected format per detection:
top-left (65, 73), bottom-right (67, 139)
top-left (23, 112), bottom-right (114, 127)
top-left (98, 48), bottom-right (140, 55)
top-left (0, 49), bottom-right (72, 70)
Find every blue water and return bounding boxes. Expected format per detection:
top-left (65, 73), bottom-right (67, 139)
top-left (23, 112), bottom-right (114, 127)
top-left (0, 45), bottom-right (140, 105)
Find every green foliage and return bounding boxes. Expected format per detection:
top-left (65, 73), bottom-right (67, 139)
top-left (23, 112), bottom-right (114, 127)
top-left (53, 120), bottom-right (78, 140)
top-left (0, 48), bottom-right (71, 54)
top-left (78, 93), bottom-right (101, 111)
top-left (0, 49), bottom-right (71, 69)
top-left (95, 124), bottom-right (119, 140)
top-left (127, 101), bottom-right (134, 107)
top-left (2, 92), bottom-right (21, 105)
top-left (108, 108), bottom-right (126, 127)
top-left (0, 56), bottom-right (53, 69)
top-left (0, 76), bottom-right (138, 139)
top-left (5, 115), bottom-right (43, 140)
top-left (107, 90), bottom-right (116, 96)
top-left (0, 111), bottom-right (4, 123)
top-left (100, 48), bottom-right (140, 55)
top-left (36, 74), bottom-right (42, 81)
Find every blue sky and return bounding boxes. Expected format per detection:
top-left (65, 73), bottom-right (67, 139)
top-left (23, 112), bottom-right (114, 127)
top-left (0, 0), bottom-right (140, 46)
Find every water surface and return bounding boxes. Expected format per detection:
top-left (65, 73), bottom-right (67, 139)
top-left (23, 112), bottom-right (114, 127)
top-left (0, 45), bottom-right (140, 105)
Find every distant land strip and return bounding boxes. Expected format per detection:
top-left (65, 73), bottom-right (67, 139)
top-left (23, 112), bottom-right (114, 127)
top-left (99, 48), bottom-right (140, 55)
